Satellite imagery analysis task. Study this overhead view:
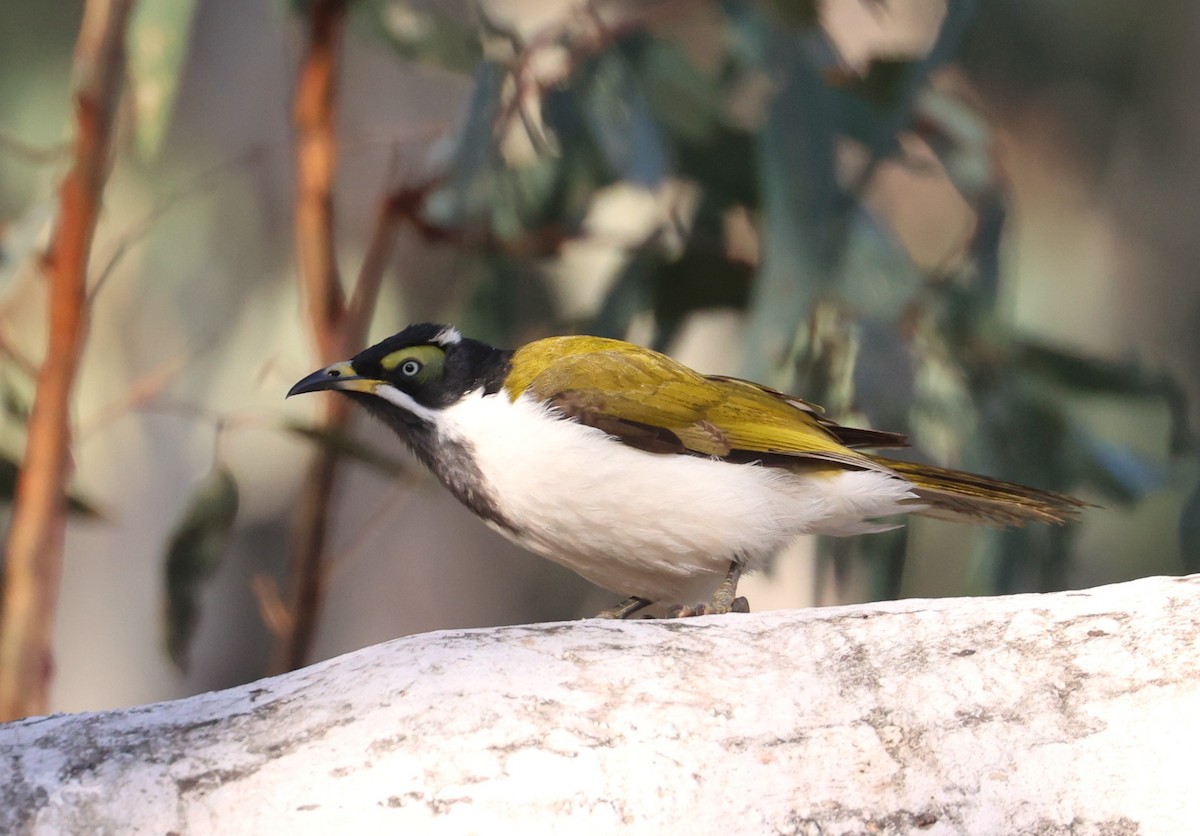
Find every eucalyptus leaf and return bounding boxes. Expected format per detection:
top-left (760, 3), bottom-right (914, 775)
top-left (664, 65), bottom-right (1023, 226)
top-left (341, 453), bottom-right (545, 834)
top-left (590, 236), bottom-right (660, 340)
top-left (675, 124), bottom-right (759, 209)
top-left (653, 245), bottom-right (753, 348)
top-left (582, 54), bottom-right (670, 188)
top-left (853, 319), bottom-right (916, 435)
top-left (743, 29), bottom-right (838, 385)
top-left (621, 35), bottom-right (726, 142)
top-left (915, 87), bottom-right (993, 200)
top-left (163, 467), bottom-right (239, 671)
top-left (359, 0), bottom-right (482, 74)
top-left (825, 0), bottom-right (982, 204)
top-left (426, 60), bottom-right (506, 229)
top-left (537, 87), bottom-right (615, 227)
top-left (837, 209), bottom-right (923, 321)
top-left (990, 522), bottom-right (1075, 595)
top-left (463, 254), bottom-right (558, 346)
top-left (1018, 340), bottom-right (1171, 396)
top-left (1017, 341), bottom-right (1192, 454)
top-left (1072, 429), bottom-right (1164, 505)
top-left (765, 0), bottom-right (821, 28)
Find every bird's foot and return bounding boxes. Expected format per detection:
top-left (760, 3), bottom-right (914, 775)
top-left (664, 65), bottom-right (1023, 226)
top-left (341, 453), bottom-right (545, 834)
top-left (665, 561), bottom-right (749, 618)
top-left (666, 596), bottom-right (750, 618)
top-left (595, 596), bottom-right (654, 619)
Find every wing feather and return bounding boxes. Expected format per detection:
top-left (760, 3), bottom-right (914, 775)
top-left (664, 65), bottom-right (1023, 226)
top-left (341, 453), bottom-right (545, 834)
top-left (510, 337), bottom-right (902, 470)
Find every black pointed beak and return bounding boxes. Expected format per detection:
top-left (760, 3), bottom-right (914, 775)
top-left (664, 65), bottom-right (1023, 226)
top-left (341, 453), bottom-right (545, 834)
top-left (287, 362), bottom-right (375, 397)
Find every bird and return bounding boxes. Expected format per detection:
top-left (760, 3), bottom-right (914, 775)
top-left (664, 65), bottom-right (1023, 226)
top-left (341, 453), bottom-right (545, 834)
top-left (288, 322), bottom-right (1086, 618)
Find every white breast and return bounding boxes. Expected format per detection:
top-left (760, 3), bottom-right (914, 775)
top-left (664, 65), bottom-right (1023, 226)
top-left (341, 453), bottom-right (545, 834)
top-left (436, 390), bottom-right (921, 604)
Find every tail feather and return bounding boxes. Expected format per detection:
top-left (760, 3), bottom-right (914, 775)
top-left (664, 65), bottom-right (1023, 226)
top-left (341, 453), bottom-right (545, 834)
top-left (874, 457), bottom-right (1089, 527)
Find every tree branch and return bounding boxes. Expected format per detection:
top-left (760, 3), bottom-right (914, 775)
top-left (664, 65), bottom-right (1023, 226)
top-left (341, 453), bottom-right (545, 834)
top-left (0, 0), bottom-right (134, 723)
top-left (277, 0), bottom-right (422, 675)
top-left (273, 0), bottom-right (352, 675)
top-left (2, 575), bottom-right (1197, 832)
top-left (292, 0), bottom-right (348, 364)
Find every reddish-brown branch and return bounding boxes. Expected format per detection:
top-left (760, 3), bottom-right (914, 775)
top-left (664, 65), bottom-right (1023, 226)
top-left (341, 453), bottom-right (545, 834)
top-left (293, 0), bottom-right (349, 364)
top-left (0, 0), bottom-right (133, 722)
top-left (274, 0), bottom-right (352, 675)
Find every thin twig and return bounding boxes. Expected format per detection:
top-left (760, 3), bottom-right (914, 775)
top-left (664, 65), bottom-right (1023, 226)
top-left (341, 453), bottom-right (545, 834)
top-left (0, 0), bottom-right (134, 723)
top-left (292, 0), bottom-right (348, 364)
top-left (273, 0), bottom-right (351, 675)
top-left (251, 575), bottom-right (294, 640)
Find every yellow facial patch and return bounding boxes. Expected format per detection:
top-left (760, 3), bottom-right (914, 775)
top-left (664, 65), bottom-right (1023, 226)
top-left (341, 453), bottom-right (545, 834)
top-left (379, 344), bottom-right (446, 385)
top-left (323, 361), bottom-right (379, 393)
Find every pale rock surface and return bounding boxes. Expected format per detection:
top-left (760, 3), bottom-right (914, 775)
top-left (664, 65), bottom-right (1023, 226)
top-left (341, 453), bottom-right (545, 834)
top-left (2, 574), bottom-right (1198, 835)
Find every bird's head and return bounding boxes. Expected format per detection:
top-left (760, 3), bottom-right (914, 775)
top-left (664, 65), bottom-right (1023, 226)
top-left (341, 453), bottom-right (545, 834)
top-left (287, 323), bottom-right (510, 431)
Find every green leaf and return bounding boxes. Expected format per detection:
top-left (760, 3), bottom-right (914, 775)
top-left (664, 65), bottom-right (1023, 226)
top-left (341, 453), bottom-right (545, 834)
top-left (358, 0), bottom-right (483, 74)
top-left (819, 0), bottom-right (982, 202)
top-left (1016, 341), bottom-right (1193, 454)
top-left (653, 243), bottom-right (753, 348)
top-left (837, 209), bottom-right (924, 320)
top-left (621, 35), bottom-right (727, 143)
top-left (743, 28), bottom-right (839, 384)
top-left (537, 87), bottom-right (615, 225)
top-left (764, 0), bottom-right (821, 28)
top-left (462, 254), bottom-right (558, 346)
top-left (676, 124), bottom-right (759, 209)
top-left (582, 53), bottom-right (670, 187)
top-left (853, 318), bottom-right (917, 433)
top-left (1018, 340), bottom-right (1173, 396)
top-left (914, 87), bottom-right (993, 200)
top-left (1072, 429), bottom-right (1164, 504)
top-left (425, 60), bottom-right (506, 229)
top-left (163, 467), bottom-right (239, 671)
top-left (284, 420), bottom-right (414, 478)
top-left (128, 0), bottom-right (201, 160)
top-left (989, 521), bottom-right (1076, 595)
top-left (590, 236), bottom-right (660, 340)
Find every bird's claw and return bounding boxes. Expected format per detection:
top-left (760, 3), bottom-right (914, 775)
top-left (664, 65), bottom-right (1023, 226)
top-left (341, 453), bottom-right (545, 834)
top-left (666, 595), bottom-right (750, 618)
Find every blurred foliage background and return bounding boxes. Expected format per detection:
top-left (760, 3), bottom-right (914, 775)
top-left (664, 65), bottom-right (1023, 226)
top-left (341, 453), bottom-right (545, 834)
top-left (0, 0), bottom-right (1197, 714)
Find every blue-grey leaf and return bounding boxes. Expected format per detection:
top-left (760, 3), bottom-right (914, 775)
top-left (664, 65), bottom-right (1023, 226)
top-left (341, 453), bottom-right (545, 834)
top-left (358, 0), bottom-right (482, 75)
top-left (743, 28), bottom-right (838, 385)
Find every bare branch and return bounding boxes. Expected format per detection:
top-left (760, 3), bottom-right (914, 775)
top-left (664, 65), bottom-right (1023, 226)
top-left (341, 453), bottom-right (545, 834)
top-left (274, 0), bottom-right (352, 676)
top-left (0, 0), bottom-right (135, 723)
top-left (3, 576), bottom-right (1197, 832)
top-left (292, 0), bottom-right (349, 364)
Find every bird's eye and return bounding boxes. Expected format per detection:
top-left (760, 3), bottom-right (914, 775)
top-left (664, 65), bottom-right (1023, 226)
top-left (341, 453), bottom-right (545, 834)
top-left (400, 359), bottom-right (422, 377)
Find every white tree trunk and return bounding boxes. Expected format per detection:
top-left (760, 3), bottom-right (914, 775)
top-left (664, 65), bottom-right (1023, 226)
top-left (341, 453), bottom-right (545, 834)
top-left (2, 574), bottom-right (1198, 835)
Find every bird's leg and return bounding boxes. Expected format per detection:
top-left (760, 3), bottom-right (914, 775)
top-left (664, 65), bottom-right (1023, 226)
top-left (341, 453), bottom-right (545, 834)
top-left (667, 561), bottom-right (751, 618)
top-left (595, 595), bottom-right (654, 619)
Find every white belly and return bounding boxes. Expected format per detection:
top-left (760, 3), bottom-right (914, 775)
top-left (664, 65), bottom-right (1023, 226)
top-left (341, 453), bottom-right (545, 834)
top-left (437, 390), bottom-right (920, 603)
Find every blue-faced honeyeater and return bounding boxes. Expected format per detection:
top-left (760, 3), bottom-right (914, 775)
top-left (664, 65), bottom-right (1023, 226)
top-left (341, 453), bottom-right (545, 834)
top-left (288, 323), bottom-right (1085, 618)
